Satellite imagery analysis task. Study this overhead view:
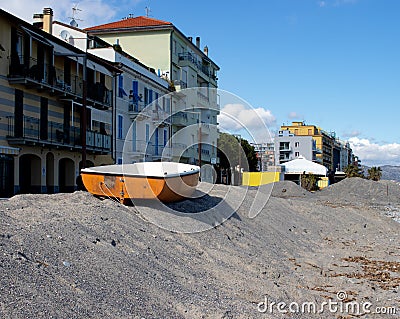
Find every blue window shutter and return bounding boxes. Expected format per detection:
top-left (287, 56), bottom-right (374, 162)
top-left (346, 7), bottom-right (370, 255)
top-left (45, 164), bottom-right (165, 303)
top-left (118, 115), bottom-right (123, 139)
top-left (149, 89), bottom-right (153, 104)
top-left (163, 129), bottom-right (167, 147)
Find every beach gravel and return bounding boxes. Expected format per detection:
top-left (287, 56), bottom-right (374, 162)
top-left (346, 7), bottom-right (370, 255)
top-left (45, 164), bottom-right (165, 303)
top-left (0, 178), bottom-right (399, 318)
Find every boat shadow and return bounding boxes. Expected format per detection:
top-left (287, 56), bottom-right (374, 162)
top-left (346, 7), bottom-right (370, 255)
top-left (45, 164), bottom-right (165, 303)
top-left (130, 189), bottom-right (242, 229)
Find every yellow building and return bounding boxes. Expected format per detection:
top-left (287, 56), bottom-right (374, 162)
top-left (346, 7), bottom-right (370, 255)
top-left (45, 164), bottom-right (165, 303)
top-left (280, 121), bottom-right (334, 170)
top-left (0, 8), bottom-right (117, 196)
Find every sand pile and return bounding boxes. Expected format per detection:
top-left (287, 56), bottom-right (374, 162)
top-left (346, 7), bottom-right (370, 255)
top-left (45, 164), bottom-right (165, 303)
top-left (316, 177), bottom-right (400, 205)
top-left (1, 180), bottom-right (399, 318)
top-left (271, 181), bottom-right (310, 198)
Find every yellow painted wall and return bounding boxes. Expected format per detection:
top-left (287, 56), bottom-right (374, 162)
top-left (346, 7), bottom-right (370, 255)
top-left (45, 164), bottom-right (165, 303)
top-left (318, 177), bottom-right (329, 189)
top-left (98, 30), bottom-right (171, 72)
top-left (242, 172), bottom-right (282, 186)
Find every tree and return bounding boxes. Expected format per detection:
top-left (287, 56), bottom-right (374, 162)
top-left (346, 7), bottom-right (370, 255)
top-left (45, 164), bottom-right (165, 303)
top-left (344, 164), bottom-right (364, 178)
top-left (301, 173), bottom-right (319, 191)
top-left (367, 166), bottom-right (382, 181)
top-left (217, 133), bottom-right (257, 172)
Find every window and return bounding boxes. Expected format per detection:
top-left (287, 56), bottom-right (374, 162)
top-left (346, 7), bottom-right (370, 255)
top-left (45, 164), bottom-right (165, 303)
top-left (295, 152), bottom-right (300, 157)
top-left (144, 88), bottom-right (153, 105)
top-left (117, 115), bottom-right (123, 139)
top-left (295, 142), bottom-right (299, 148)
top-left (145, 124), bottom-right (150, 143)
top-left (308, 129), bottom-right (312, 135)
top-left (154, 92), bottom-right (159, 108)
top-left (132, 122), bottom-right (136, 152)
top-left (118, 75), bottom-right (127, 98)
top-left (173, 40), bottom-right (177, 55)
top-left (163, 129), bottom-right (168, 147)
top-left (117, 158), bottom-right (122, 164)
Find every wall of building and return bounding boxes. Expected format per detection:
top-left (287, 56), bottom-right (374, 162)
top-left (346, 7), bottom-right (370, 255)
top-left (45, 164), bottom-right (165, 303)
top-left (97, 31), bottom-right (172, 74)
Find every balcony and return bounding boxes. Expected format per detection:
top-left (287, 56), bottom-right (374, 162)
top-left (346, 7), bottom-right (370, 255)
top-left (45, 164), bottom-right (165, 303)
top-left (128, 102), bottom-right (152, 120)
top-left (173, 80), bottom-right (187, 90)
top-left (279, 146), bottom-right (291, 152)
top-left (8, 55), bottom-right (112, 108)
top-left (178, 53), bottom-right (211, 78)
top-left (171, 112), bottom-right (190, 127)
top-left (6, 116), bottom-right (111, 154)
top-left (200, 122), bottom-right (210, 135)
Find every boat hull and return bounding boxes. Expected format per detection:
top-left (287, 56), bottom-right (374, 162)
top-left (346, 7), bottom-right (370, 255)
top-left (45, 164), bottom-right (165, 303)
top-left (81, 163), bottom-right (199, 203)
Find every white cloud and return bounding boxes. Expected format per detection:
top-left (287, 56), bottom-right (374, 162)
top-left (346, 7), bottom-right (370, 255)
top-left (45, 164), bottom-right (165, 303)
top-left (218, 104), bottom-right (276, 142)
top-left (1, 0), bottom-right (143, 28)
top-left (342, 130), bottom-right (361, 138)
top-left (288, 111), bottom-right (303, 119)
top-left (349, 137), bottom-right (400, 166)
top-left (317, 0), bottom-right (358, 7)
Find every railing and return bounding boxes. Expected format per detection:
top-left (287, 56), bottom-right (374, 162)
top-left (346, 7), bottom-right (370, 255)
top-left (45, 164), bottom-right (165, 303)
top-left (197, 90), bottom-right (209, 102)
top-left (8, 55), bottom-right (112, 107)
top-left (173, 80), bottom-right (187, 89)
top-left (6, 116), bottom-right (110, 152)
top-left (178, 53), bottom-right (211, 77)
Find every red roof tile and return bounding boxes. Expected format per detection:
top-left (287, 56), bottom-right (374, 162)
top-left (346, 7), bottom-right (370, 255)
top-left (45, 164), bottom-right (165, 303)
top-left (85, 16), bottom-right (172, 31)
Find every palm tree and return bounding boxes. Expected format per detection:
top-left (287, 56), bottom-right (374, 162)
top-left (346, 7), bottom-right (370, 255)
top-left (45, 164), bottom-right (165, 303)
top-left (367, 166), bottom-right (382, 181)
top-left (344, 164), bottom-right (364, 178)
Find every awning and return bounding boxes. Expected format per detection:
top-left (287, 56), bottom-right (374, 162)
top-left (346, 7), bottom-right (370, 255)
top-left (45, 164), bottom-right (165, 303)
top-left (21, 26), bottom-right (52, 47)
top-left (48, 39), bottom-right (77, 57)
top-left (0, 145), bottom-right (20, 155)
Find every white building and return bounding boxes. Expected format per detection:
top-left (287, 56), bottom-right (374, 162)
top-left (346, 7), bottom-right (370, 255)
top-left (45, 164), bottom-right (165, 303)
top-left (85, 16), bottom-right (220, 175)
top-left (52, 20), bottom-right (172, 164)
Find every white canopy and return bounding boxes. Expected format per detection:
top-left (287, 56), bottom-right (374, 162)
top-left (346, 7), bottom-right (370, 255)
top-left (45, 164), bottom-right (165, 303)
top-left (283, 156), bottom-right (328, 176)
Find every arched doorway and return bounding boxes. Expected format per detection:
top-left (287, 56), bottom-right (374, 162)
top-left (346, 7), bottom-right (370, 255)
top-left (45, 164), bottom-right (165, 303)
top-left (19, 154), bottom-right (41, 193)
top-left (59, 158), bottom-right (75, 193)
top-left (46, 152), bottom-right (55, 193)
top-left (0, 155), bottom-right (14, 197)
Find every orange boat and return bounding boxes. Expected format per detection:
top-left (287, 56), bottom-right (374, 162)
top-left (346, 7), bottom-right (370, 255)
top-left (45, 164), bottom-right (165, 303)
top-left (80, 162), bottom-right (200, 204)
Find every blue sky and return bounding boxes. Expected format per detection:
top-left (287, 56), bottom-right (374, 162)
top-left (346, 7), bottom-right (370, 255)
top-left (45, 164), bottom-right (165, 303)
top-left (2, 0), bottom-right (400, 165)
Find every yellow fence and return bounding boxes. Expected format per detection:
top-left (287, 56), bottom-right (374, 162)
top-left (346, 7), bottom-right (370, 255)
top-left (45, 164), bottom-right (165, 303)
top-left (242, 172), bottom-right (282, 186)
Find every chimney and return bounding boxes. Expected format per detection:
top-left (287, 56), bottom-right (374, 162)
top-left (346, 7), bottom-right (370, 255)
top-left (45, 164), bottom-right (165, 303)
top-left (187, 36), bottom-right (193, 43)
top-left (32, 13), bottom-right (44, 29)
top-left (42, 8), bottom-right (53, 34)
top-left (203, 45), bottom-right (209, 56)
top-left (196, 36), bottom-right (200, 48)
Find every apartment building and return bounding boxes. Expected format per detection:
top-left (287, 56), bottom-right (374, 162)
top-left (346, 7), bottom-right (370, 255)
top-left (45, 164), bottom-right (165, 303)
top-left (280, 122), bottom-right (333, 169)
top-left (251, 142), bottom-right (275, 171)
top-left (280, 121), bottom-right (354, 171)
top-left (85, 16), bottom-right (220, 174)
top-left (0, 8), bottom-right (116, 197)
top-left (274, 130), bottom-right (319, 164)
top-left (51, 20), bottom-right (172, 164)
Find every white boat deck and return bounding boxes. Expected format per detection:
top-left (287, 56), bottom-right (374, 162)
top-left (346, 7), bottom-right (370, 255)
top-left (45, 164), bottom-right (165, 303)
top-left (81, 162), bottom-right (199, 178)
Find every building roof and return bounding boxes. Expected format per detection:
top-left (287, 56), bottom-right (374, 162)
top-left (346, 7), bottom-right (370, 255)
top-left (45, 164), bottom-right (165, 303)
top-left (283, 156), bottom-right (328, 176)
top-left (85, 16), bottom-right (172, 31)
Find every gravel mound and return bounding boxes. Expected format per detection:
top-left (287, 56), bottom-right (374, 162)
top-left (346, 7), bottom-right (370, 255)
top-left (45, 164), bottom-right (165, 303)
top-left (271, 181), bottom-right (310, 198)
top-left (316, 177), bottom-right (400, 204)
top-left (1, 185), bottom-right (399, 318)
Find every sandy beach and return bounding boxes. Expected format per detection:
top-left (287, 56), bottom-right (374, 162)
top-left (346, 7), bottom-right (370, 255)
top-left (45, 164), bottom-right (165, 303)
top-left (1, 178), bottom-right (399, 318)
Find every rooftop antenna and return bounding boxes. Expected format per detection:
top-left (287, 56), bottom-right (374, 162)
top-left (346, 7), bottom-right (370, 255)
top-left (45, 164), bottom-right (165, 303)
top-left (69, 3), bottom-right (83, 27)
top-left (145, 6), bottom-right (151, 17)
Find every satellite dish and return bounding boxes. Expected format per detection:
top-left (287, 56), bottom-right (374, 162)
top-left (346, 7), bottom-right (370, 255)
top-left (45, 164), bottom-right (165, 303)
top-left (70, 18), bottom-right (78, 28)
top-left (60, 30), bottom-right (71, 41)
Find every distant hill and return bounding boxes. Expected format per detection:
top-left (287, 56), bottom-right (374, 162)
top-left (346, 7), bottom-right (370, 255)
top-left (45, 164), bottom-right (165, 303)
top-left (381, 165), bottom-right (400, 182)
top-left (363, 165), bottom-right (400, 182)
